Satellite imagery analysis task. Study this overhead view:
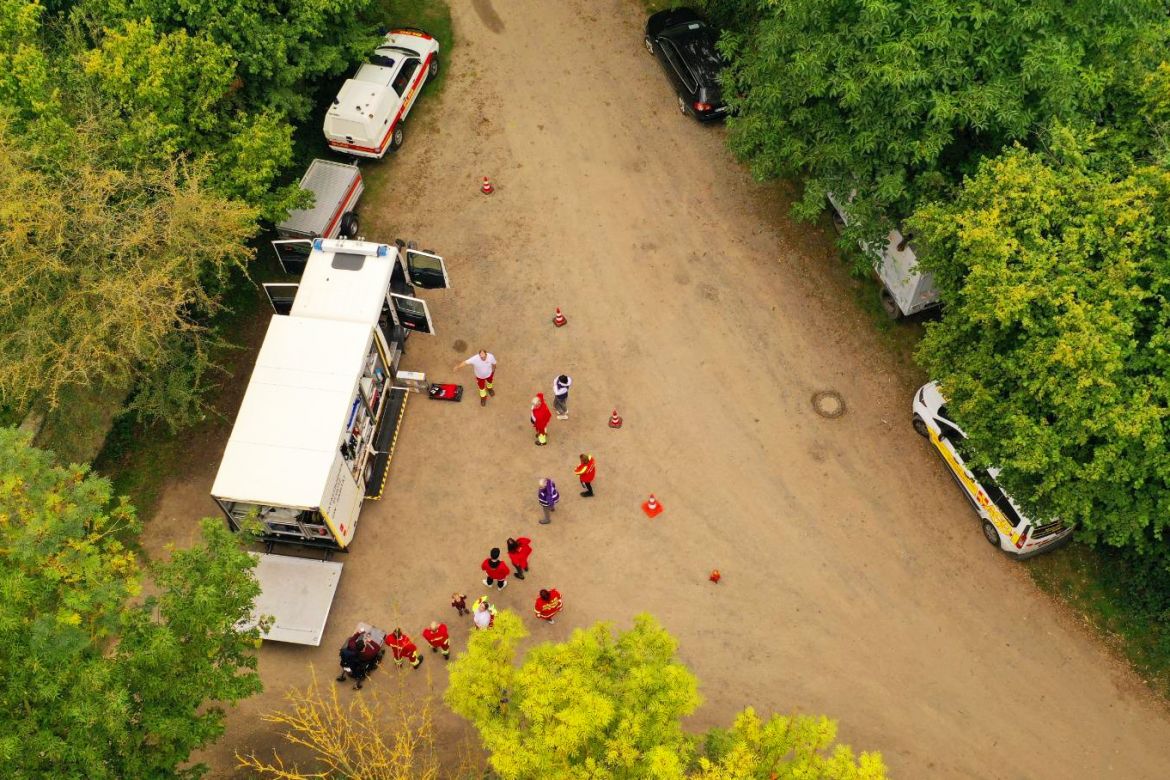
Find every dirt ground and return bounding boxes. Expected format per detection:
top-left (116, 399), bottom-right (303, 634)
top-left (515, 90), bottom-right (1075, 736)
top-left (142, 0), bottom-right (1170, 776)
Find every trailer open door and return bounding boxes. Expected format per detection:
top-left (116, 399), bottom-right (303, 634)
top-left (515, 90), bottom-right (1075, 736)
top-left (390, 293), bottom-right (437, 334)
top-left (263, 283), bottom-right (299, 315)
top-left (272, 239), bottom-right (314, 275)
top-left (402, 249), bottom-right (450, 289)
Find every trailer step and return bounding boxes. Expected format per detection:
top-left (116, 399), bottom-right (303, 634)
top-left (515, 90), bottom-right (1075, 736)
top-left (365, 387), bottom-right (408, 500)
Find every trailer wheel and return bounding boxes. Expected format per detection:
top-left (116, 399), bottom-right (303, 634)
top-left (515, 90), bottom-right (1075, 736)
top-left (981, 520), bottom-right (1002, 548)
top-left (338, 212), bottom-right (359, 239)
top-left (428, 55), bottom-right (440, 78)
top-left (879, 288), bottom-right (902, 319)
top-left (389, 125), bottom-right (405, 152)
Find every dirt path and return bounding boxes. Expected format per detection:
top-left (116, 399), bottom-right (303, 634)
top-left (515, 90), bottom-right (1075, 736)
top-left (157, 0), bottom-right (1170, 776)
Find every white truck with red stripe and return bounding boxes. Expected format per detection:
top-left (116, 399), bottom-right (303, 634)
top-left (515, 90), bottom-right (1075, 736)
top-left (324, 29), bottom-right (440, 159)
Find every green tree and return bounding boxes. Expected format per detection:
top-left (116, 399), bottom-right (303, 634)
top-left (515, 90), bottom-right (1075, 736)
top-left (0, 118), bottom-right (257, 425)
top-left (77, 0), bottom-right (380, 119)
top-left (446, 612), bottom-right (882, 779)
top-left (694, 707), bottom-right (886, 779)
top-left (0, 427), bottom-right (263, 778)
top-left (711, 0), bottom-right (1168, 246)
top-left (911, 129), bottom-right (1170, 549)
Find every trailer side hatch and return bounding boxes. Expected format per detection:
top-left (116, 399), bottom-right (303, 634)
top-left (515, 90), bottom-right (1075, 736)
top-left (242, 553), bottom-right (343, 646)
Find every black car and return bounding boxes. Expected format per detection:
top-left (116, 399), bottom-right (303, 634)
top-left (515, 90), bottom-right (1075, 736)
top-left (644, 7), bottom-right (728, 121)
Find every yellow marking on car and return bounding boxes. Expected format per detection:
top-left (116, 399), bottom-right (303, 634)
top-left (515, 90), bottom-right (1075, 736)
top-left (929, 429), bottom-right (1022, 544)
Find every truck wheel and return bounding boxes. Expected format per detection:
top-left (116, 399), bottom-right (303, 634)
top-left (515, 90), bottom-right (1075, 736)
top-left (912, 415), bottom-right (929, 438)
top-left (339, 212), bottom-right (359, 239)
top-left (389, 125), bottom-right (405, 152)
top-left (428, 56), bottom-right (440, 78)
top-left (981, 520), bottom-right (1001, 548)
top-left (879, 288), bottom-right (902, 319)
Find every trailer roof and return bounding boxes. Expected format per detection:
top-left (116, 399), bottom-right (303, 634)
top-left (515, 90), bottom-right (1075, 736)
top-left (276, 160), bottom-right (361, 237)
top-left (211, 316), bottom-right (371, 508)
top-left (291, 239), bottom-right (397, 327)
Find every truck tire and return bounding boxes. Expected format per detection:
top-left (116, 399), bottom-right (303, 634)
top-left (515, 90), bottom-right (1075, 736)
top-left (981, 520), bottom-right (1001, 548)
top-left (389, 125), bottom-right (405, 152)
top-left (879, 288), bottom-right (903, 319)
top-left (339, 212), bottom-right (359, 239)
top-left (428, 56), bottom-right (440, 78)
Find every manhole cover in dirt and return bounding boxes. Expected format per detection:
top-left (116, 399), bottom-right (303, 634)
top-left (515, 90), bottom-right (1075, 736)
top-left (812, 390), bottom-right (846, 419)
top-left (452, 339), bottom-right (468, 353)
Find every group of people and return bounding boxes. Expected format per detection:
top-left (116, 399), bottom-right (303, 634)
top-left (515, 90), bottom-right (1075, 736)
top-left (337, 349), bottom-right (586, 689)
top-left (337, 622), bottom-right (452, 688)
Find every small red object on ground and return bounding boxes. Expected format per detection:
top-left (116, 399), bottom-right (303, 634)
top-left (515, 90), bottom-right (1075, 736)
top-left (608, 409), bottom-right (623, 428)
top-left (709, 569), bottom-right (721, 584)
top-left (481, 176), bottom-right (494, 195)
top-left (642, 493), bottom-right (663, 518)
top-left (553, 307), bottom-right (567, 327)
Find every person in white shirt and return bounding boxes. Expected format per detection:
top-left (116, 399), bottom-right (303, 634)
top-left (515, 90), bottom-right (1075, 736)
top-left (452, 349), bottom-right (498, 407)
top-left (552, 374), bottom-right (572, 420)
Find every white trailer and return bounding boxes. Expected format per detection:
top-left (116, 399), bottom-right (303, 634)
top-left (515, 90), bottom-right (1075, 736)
top-left (827, 192), bottom-right (941, 319)
top-left (276, 160), bottom-right (364, 241)
top-left (213, 237), bottom-right (450, 644)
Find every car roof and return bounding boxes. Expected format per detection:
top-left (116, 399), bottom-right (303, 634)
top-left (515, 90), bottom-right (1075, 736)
top-left (662, 26), bottom-right (722, 84)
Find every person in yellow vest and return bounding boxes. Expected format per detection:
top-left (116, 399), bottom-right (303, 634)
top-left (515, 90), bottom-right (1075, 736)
top-left (574, 453), bottom-right (596, 497)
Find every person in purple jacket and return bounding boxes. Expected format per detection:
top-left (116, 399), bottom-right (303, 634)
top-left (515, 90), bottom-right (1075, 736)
top-left (537, 477), bottom-right (559, 524)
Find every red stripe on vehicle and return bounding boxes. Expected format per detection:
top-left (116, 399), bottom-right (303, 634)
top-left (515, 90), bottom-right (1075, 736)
top-left (328, 53), bottom-right (433, 157)
top-left (323, 174), bottom-right (364, 238)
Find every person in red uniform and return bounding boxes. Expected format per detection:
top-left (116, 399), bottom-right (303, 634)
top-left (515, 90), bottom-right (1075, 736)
top-left (530, 393), bottom-right (552, 446)
top-left (387, 627), bottom-right (423, 669)
top-left (574, 453), bottom-right (596, 497)
top-left (481, 547), bottom-right (509, 590)
top-left (421, 621), bottom-right (451, 660)
top-left (534, 588), bottom-right (563, 624)
top-left (506, 537), bottom-right (532, 580)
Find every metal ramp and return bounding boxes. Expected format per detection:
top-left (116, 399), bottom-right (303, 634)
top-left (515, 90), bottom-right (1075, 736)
top-left (242, 553), bottom-right (343, 646)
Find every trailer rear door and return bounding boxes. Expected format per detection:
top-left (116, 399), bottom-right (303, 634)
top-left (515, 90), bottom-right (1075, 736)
top-left (241, 553), bottom-right (344, 646)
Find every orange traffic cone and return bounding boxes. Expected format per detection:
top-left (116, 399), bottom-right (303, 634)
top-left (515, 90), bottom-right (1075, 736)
top-left (608, 409), bottom-right (623, 428)
top-left (642, 493), bottom-right (663, 518)
top-left (481, 176), bottom-right (494, 195)
top-left (553, 307), bottom-right (567, 327)
top-left (709, 569), bottom-right (722, 584)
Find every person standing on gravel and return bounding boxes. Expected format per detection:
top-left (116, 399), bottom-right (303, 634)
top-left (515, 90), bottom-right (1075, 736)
top-left (574, 453), bottom-right (596, 497)
top-left (552, 374), bottom-right (572, 420)
top-left (537, 478), bottom-right (559, 524)
top-left (453, 349), bottom-right (497, 407)
top-left (534, 588), bottom-right (563, 624)
top-left (507, 536), bottom-right (532, 579)
top-left (481, 547), bottom-right (510, 590)
top-left (530, 393), bottom-right (552, 445)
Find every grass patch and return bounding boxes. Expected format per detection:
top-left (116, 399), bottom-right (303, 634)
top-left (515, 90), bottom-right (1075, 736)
top-left (34, 381), bottom-right (131, 466)
top-left (1028, 542), bottom-right (1170, 697)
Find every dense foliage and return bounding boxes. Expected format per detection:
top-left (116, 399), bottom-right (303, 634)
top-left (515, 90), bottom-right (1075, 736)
top-left (0, 120), bottom-right (257, 422)
top-left (0, 428), bottom-right (262, 778)
top-left (0, 0), bottom-right (382, 427)
top-left (446, 612), bottom-right (884, 779)
top-left (710, 0), bottom-right (1167, 245)
top-left (912, 131), bottom-right (1170, 548)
